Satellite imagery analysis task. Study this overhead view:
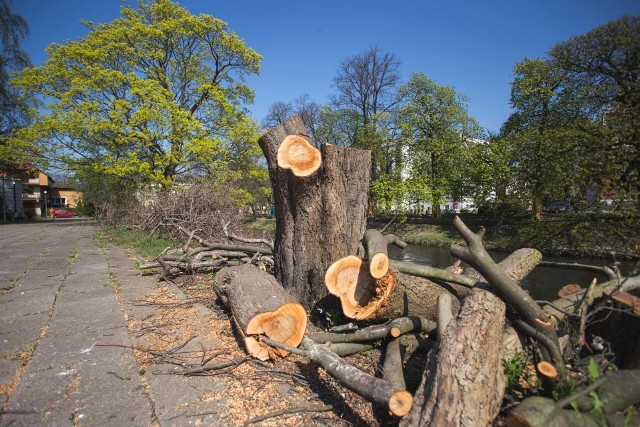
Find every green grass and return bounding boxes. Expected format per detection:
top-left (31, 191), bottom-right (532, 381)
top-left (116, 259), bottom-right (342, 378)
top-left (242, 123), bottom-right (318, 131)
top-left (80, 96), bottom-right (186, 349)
top-left (95, 226), bottom-right (177, 259)
top-left (242, 217), bottom-right (276, 236)
top-left (394, 224), bottom-right (463, 246)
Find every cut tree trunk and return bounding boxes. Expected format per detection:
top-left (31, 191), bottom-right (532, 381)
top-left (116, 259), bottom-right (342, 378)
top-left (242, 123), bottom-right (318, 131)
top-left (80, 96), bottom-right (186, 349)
top-left (325, 257), bottom-right (474, 321)
top-left (401, 248), bottom-right (543, 427)
top-left (212, 264), bottom-right (307, 361)
top-left (258, 114), bottom-right (371, 312)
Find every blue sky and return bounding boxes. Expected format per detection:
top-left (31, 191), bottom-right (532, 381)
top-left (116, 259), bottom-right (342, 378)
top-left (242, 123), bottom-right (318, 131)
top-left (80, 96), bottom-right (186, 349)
top-left (13, 0), bottom-right (640, 134)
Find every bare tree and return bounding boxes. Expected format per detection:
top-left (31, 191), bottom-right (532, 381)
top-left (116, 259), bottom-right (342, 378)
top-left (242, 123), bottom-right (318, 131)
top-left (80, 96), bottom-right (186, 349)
top-left (262, 95), bottom-right (321, 141)
top-left (262, 101), bottom-right (294, 129)
top-left (332, 46), bottom-right (401, 130)
top-left (331, 47), bottom-right (401, 182)
top-left (293, 94), bottom-right (321, 140)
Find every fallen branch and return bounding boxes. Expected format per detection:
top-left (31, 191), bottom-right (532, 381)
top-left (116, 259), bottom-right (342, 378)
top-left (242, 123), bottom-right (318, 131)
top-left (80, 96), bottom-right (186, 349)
top-left (450, 216), bottom-right (561, 363)
top-left (436, 293), bottom-right (453, 339)
top-left (383, 338), bottom-right (406, 390)
top-left (262, 337), bottom-right (413, 417)
top-left (221, 218), bottom-right (274, 250)
top-left (244, 404), bottom-right (333, 426)
top-left (391, 261), bottom-right (477, 288)
top-left (307, 317), bottom-right (436, 344)
top-left (174, 356), bottom-right (250, 376)
top-left (385, 233), bottom-right (407, 249)
top-left (363, 229), bottom-right (391, 279)
top-left (213, 264), bottom-right (307, 360)
top-left (539, 261), bottom-right (617, 281)
top-left (578, 278), bottom-right (598, 348)
top-left (541, 274), bottom-right (640, 325)
top-left (402, 247), bottom-right (543, 427)
top-left (326, 342), bottom-right (373, 357)
top-left (178, 226), bottom-right (273, 255)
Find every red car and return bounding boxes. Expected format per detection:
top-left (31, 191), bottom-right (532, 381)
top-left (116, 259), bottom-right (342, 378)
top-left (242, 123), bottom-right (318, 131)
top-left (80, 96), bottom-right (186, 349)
top-left (54, 210), bottom-right (78, 218)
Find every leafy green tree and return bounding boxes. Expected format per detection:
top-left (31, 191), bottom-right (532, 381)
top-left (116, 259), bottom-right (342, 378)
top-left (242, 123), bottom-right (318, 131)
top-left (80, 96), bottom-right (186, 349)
top-left (397, 72), bottom-right (481, 218)
top-left (549, 15), bottom-right (640, 194)
top-left (6, 0), bottom-right (261, 188)
top-left (315, 106), bottom-right (360, 147)
top-left (503, 57), bottom-right (604, 219)
top-left (191, 115), bottom-right (270, 215)
top-left (0, 0), bottom-right (32, 140)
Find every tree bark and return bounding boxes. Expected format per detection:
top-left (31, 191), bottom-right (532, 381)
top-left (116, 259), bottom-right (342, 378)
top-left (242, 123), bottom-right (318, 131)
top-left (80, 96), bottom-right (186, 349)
top-left (383, 338), bottom-right (407, 390)
top-left (258, 115), bottom-right (371, 312)
top-left (401, 248), bottom-right (543, 427)
top-left (212, 264), bottom-right (307, 361)
top-left (264, 336), bottom-right (413, 417)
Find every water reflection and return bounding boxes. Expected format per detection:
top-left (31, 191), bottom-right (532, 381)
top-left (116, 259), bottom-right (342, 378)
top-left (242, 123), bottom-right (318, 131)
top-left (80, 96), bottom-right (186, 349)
top-left (388, 244), bottom-right (633, 301)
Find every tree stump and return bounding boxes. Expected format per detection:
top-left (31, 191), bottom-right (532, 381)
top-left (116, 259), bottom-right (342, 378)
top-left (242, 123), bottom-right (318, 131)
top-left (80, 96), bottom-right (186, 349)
top-left (212, 264), bottom-right (307, 360)
top-left (258, 114), bottom-right (371, 312)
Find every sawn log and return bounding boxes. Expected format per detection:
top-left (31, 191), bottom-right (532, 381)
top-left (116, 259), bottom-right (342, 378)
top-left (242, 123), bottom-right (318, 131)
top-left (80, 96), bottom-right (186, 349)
top-left (212, 264), bottom-right (307, 361)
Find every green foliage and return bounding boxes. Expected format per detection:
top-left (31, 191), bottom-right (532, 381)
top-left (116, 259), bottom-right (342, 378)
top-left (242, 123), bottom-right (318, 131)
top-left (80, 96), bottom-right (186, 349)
top-left (504, 351), bottom-right (539, 399)
top-left (502, 57), bottom-right (599, 219)
top-left (5, 0), bottom-right (262, 191)
top-left (552, 374), bottom-right (580, 402)
top-left (396, 73), bottom-right (482, 217)
top-left (498, 16), bottom-right (640, 219)
top-left (550, 15), bottom-right (640, 193)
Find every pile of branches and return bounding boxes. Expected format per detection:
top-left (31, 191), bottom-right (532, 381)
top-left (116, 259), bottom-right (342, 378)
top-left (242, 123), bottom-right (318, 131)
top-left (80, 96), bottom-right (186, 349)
top-left (140, 221), bottom-right (274, 278)
top-left (142, 216), bottom-right (640, 425)
top-left (110, 182), bottom-right (251, 243)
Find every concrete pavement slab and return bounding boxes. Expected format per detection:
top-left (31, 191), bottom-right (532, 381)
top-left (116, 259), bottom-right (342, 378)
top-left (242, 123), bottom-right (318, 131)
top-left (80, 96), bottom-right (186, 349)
top-left (2, 222), bottom-right (236, 427)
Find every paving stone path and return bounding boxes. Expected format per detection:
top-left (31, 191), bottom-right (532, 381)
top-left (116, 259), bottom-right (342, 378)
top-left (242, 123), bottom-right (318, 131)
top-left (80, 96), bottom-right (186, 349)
top-left (0, 220), bottom-right (226, 426)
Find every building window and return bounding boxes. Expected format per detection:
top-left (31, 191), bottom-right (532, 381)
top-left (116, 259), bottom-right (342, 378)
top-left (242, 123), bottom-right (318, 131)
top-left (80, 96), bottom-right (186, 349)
top-left (52, 197), bottom-right (67, 207)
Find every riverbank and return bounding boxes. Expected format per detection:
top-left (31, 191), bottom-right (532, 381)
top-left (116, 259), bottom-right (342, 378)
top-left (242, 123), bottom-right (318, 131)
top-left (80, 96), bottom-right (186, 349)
top-left (381, 213), bottom-right (640, 260)
top-left (236, 214), bottom-right (639, 260)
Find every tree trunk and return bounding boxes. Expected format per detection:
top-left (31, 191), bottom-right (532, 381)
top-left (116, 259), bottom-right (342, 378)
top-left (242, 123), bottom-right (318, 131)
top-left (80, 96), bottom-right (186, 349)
top-left (401, 248), bottom-right (543, 427)
top-left (375, 271), bottom-right (470, 321)
top-left (325, 255), bottom-right (475, 322)
top-left (212, 264), bottom-right (307, 361)
top-left (258, 115), bottom-right (371, 312)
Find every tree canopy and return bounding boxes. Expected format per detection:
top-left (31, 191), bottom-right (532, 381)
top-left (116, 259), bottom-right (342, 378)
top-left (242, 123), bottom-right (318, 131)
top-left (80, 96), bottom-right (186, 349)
top-left (395, 73), bottom-right (482, 217)
top-left (549, 15), bottom-right (640, 192)
top-left (0, 0), bottom-right (32, 138)
top-left (5, 0), bottom-right (262, 189)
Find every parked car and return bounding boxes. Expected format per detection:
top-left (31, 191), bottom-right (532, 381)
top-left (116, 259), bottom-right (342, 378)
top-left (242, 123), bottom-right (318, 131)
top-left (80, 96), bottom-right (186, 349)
top-left (545, 202), bottom-right (571, 213)
top-left (54, 210), bottom-right (78, 218)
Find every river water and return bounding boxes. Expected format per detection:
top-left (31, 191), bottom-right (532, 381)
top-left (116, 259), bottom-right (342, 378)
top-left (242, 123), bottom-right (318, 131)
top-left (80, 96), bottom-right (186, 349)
top-left (388, 244), bottom-right (636, 301)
